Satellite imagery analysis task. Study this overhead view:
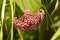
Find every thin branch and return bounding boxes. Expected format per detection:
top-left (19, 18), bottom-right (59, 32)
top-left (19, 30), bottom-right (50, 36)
top-left (10, 0), bottom-right (14, 40)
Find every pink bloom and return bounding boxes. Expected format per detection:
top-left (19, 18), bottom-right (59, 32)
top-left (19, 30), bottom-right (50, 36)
top-left (13, 9), bottom-right (45, 30)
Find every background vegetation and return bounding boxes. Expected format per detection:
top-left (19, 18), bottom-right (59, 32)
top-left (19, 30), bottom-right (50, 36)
top-left (0, 0), bottom-right (60, 40)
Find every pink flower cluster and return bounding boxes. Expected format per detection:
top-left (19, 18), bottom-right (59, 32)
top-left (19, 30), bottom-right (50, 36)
top-left (13, 9), bottom-right (45, 30)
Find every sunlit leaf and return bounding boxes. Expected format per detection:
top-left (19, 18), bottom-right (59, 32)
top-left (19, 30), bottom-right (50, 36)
top-left (15, 0), bottom-right (41, 12)
top-left (50, 28), bottom-right (60, 40)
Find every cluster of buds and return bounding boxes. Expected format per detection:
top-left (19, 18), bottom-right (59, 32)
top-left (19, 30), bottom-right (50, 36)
top-left (13, 9), bottom-right (45, 30)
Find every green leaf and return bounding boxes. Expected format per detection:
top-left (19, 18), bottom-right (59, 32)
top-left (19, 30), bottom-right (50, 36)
top-left (15, 0), bottom-right (25, 12)
top-left (51, 0), bottom-right (59, 15)
top-left (15, 0), bottom-right (42, 12)
top-left (1, 0), bottom-right (6, 40)
top-left (50, 28), bottom-right (60, 40)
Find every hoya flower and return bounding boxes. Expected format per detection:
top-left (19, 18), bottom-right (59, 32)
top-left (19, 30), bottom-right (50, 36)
top-left (13, 9), bottom-right (45, 30)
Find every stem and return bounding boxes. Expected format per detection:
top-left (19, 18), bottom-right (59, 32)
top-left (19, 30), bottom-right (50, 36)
top-left (10, 0), bottom-right (23, 40)
top-left (1, 0), bottom-right (6, 40)
top-left (10, 0), bottom-right (14, 40)
top-left (17, 28), bottom-right (23, 40)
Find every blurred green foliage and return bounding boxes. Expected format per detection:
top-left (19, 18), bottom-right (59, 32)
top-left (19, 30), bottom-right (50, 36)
top-left (0, 0), bottom-right (60, 40)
